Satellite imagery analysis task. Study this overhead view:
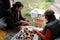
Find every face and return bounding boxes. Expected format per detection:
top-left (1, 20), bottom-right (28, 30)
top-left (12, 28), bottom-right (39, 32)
top-left (16, 6), bottom-right (23, 11)
top-left (18, 7), bottom-right (23, 11)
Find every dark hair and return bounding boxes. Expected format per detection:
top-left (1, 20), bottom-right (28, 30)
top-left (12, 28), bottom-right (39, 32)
top-left (44, 10), bottom-right (56, 22)
top-left (13, 2), bottom-right (24, 9)
top-left (44, 10), bottom-right (54, 16)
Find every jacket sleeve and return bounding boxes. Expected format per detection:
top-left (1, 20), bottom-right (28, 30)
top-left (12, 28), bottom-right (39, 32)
top-left (36, 29), bottom-right (52, 40)
top-left (19, 12), bottom-right (25, 20)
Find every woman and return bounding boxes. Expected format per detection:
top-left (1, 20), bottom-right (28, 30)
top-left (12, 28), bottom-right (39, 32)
top-left (4, 2), bottom-right (29, 30)
top-left (34, 10), bottom-right (60, 40)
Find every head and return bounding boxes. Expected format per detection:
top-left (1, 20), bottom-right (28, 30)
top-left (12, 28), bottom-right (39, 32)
top-left (44, 10), bottom-right (56, 22)
top-left (13, 2), bottom-right (24, 11)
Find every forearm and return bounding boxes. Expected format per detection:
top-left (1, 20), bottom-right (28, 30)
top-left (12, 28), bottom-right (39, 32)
top-left (36, 29), bottom-right (52, 40)
top-left (20, 20), bottom-right (25, 23)
top-left (36, 31), bottom-right (46, 40)
top-left (39, 30), bottom-right (43, 33)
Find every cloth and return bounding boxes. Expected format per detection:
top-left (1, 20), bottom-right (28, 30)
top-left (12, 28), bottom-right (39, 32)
top-left (4, 8), bottom-right (25, 29)
top-left (36, 18), bottom-right (60, 40)
top-left (0, 17), bottom-right (7, 28)
top-left (36, 29), bottom-right (51, 40)
top-left (18, 12), bottom-right (19, 20)
top-left (42, 18), bottom-right (60, 40)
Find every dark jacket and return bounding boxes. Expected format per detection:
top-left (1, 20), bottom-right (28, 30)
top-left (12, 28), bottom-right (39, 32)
top-left (4, 8), bottom-right (25, 29)
top-left (42, 18), bottom-right (60, 40)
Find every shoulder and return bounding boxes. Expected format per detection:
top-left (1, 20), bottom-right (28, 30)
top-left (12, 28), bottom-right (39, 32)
top-left (45, 19), bottom-right (60, 30)
top-left (47, 19), bottom-right (58, 27)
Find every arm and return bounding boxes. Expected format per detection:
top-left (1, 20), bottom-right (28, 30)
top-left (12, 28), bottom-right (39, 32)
top-left (5, 10), bottom-right (21, 26)
top-left (39, 30), bottom-right (43, 33)
top-left (36, 29), bottom-right (52, 40)
top-left (19, 12), bottom-right (29, 22)
top-left (19, 12), bottom-right (25, 20)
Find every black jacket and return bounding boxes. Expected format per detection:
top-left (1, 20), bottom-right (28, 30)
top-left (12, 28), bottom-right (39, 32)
top-left (4, 8), bottom-right (25, 29)
top-left (42, 18), bottom-right (60, 40)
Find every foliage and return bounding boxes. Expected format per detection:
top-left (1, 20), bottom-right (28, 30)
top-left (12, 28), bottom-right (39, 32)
top-left (20, 0), bottom-right (54, 18)
top-left (46, 0), bottom-right (54, 2)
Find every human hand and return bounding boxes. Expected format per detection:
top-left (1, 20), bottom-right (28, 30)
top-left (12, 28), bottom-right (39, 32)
top-left (17, 26), bottom-right (22, 31)
top-left (20, 20), bottom-right (29, 26)
top-left (22, 21), bottom-right (29, 26)
top-left (25, 19), bottom-right (30, 22)
top-left (32, 29), bottom-right (37, 34)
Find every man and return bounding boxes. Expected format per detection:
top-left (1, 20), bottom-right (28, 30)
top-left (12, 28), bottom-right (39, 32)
top-left (34, 10), bottom-right (60, 40)
top-left (4, 2), bottom-right (29, 30)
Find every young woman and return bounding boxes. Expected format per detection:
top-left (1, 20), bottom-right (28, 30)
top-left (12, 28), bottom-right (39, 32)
top-left (34, 10), bottom-right (60, 40)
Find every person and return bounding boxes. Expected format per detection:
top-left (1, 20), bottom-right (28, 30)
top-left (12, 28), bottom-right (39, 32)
top-left (4, 2), bottom-right (29, 30)
top-left (34, 10), bottom-right (60, 40)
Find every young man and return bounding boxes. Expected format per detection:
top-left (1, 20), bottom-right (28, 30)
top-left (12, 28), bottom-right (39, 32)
top-left (34, 10), bottom-right (60, 40)
top-left (5, 2), bottom-right (29, 30)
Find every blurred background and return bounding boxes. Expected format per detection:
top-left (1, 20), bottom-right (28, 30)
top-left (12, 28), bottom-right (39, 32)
top-left (0, 0), bottom-right (60, 20)
top-left (12, 0), bottom-right (60, 20)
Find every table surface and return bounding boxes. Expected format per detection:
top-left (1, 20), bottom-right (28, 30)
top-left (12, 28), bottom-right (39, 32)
top-left (11, 26), bottom-right (43, 40)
